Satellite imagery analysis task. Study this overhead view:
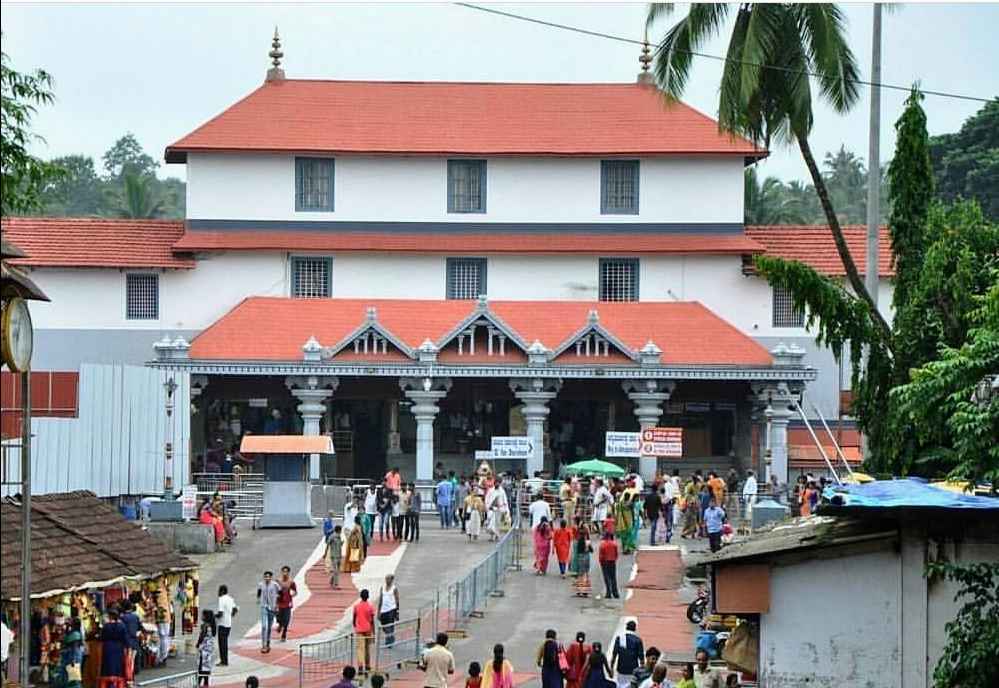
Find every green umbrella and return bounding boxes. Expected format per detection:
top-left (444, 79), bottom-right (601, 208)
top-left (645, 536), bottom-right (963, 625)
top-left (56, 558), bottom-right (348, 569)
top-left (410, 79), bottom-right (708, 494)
top-left (563, 458), bottom-right (627, 478)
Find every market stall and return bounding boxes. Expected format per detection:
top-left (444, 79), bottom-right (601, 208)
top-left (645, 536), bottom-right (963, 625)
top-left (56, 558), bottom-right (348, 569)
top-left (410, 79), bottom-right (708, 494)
top-left (1, 491), bottom-right (198, 687)
top-left (240, 434), bottom-right (334, 528)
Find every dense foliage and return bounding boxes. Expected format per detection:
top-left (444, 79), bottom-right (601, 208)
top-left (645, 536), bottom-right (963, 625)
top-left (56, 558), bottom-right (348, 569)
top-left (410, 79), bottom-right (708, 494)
top-left (925, 560), bottom-right (999, 688)
top-left (1, 49), bottom-right (62, 215)
top-left (32, 133), bottom-right (185, 219)
top-left (930, 99), bottom-right (999, 222)
top-left (756, 90), bottom-right (999, 485)
top-left (744, 146), bottom-right (889, 225)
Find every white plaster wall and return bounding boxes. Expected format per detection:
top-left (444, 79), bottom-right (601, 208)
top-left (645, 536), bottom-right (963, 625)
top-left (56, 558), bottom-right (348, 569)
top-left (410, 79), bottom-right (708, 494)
top-left (331, 254), bottom-right (444, 298)
top-left (488, 255), bottom-right (599, 300)
top-left (25, 252), bottom-right (287, 331)
top-left (760, 549), bottom-right (901, 687)
top-left (186, 153), bottom-right (744, 223)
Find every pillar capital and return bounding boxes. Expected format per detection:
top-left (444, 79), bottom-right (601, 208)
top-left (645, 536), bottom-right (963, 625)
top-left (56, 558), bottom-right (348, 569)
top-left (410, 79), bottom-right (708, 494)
top-left (400, 376), bottom-right (452, 395)
top-left (622, 379), bottom-right (676, 397)
top-left (285, 375), bottom-right (339, 393)
top-left (509, 377), bottom-right (561, 398)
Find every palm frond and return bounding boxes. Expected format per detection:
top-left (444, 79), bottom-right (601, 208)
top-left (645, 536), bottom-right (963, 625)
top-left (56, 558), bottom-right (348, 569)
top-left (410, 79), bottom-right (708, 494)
top-left (644, 3), bottom-right (676, 31)
top-left (649, 3), bottom-right (730, 99)
top-left (796, 3), bottom-right (861, 112)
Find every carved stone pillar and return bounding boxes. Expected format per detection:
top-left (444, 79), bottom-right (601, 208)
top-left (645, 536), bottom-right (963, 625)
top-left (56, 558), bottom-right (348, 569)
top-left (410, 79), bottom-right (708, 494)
top-left (510, 378), bottom-right (561, 476)
top-left (623, 379), bottom-right (676, 481)
top-left (285, 375), bottom-right (339, 480)
top-left (401, 377), bottom-right (452, 480)
top-left (387, 400), bottom-right (402, 455)
top-left (760, 382), bottom-right (797, 485)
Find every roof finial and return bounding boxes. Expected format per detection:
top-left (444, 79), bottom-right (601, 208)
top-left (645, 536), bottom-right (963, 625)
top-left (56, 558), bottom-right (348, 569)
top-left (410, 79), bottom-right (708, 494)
top-left (638, 30), bottom-right (654, 86)
top-left (266, 26), bottom-right (285, 82)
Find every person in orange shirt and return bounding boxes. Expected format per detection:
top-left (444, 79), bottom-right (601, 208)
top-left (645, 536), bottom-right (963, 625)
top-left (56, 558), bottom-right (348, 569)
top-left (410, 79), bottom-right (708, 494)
top-left (552, 518), bottom-right (574, 578)
top-left (707, 472), bottom-right (726, 506)
top-left (352, 589), bottom-right (376, 675)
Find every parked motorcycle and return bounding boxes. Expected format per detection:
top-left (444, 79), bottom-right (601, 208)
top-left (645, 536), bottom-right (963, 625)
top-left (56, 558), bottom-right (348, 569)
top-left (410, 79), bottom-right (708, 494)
top-left (687, 584), bottom-right (709, 624)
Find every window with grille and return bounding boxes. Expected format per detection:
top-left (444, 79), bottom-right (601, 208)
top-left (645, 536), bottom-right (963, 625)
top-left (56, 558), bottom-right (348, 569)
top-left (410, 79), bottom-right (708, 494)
top-left (772, 285), bottom-right (805, 327)
top-left (599, 258), bottom-right (639, 302)
top-left (126, 273), bottom-right (159, 320)
top-left (447, 160), bottom-right (487, 213)
top-left (446, 257), bottom-right (487, 300)
top-left (292, 257), bottom-right (332, 298)
top-left (295, 157), bottom-right (335, 212)
top-left (600, 160), bottom-right (640, 214)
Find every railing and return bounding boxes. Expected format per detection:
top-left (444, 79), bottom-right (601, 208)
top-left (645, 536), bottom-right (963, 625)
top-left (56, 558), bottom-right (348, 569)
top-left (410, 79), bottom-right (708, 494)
top-left (298, 490), bottom-right (523, 687)
top-left (192, 472), bottom-right (264, 519)
top-left (135, 671), bottom-right (199, 688)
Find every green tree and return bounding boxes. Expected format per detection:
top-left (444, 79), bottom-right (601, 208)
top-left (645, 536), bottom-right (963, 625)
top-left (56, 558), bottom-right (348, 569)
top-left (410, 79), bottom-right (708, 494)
top-left (102, 132), bottom-right (159, 180)
top-left (39, 154), bottom-right (107, 216)
top-left (646, 3), bottom-right (890, 344)
top-left (924, 560), bottom-right (999, 688)
top-left (112, 172), bottom-right (165, 219)
top-left (744, 168), bottom-right (808, 224)
top-left (822, 144), bottom-right (868, 223)
top-left (1, 48), bottom-right (62, 215)
top-left (930, 99), bottom-right (999, 222)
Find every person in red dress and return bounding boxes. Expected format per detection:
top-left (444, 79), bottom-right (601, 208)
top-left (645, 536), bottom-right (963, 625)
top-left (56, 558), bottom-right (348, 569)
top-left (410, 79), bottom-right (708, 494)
top-left (552, 519), bottom-right (574, 578)
top-left (565, 631), bottom-right (592, 688)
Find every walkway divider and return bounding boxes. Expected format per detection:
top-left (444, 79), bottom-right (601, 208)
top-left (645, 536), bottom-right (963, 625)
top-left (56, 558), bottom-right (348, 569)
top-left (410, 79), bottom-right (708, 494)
top-left (135, 670), bottom-right (198, 688)
top-left (298, 489), bottom-right (524, 687)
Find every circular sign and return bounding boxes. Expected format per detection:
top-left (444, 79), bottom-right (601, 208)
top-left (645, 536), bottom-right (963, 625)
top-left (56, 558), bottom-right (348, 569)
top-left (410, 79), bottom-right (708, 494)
top-left (2, 297), bottom-right (34, 372)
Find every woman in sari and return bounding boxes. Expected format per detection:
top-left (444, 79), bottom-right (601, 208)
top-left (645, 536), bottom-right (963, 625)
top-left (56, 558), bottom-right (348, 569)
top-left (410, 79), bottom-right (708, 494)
top-left (572, 529), bottom-right (593, 597)
top-left (536, 629), bottom-right (564, 688)
top-left (481, 643), bottom-right (514, 688)
top-left (341, 515), bottom-right (366, 573)
top-left (680, 478), bottom-right (699, 538)
top-left (533, 517), bottom-right (553, 575)
top-left (614, 494), bottom-right (635, 555)
top-left (198, 500), bottom-right (225, 546)
top-left (565, 632), bottom-right (591, 688)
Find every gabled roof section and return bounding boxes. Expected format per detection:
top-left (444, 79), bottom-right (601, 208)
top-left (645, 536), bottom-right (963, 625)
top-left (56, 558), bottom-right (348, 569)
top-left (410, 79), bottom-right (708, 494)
top-left (550, 309), bottom-right (639, 361)
top-left (166, 80), bottom-right (766, 163)
top-left (1, 217), bottom-right (193, 269)
top-left (188, 297), bottom-right (773, 367)
top-left (745, 224), bottom-right (893, 278)
top-left (434, 298), bottom-right (531, 354)
top-left (323, 306), bottom-right (416, 359)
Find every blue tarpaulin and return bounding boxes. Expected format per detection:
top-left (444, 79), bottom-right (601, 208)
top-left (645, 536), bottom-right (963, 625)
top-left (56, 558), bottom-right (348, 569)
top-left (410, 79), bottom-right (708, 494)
top-left (823, 478), bottom-right (998, 510)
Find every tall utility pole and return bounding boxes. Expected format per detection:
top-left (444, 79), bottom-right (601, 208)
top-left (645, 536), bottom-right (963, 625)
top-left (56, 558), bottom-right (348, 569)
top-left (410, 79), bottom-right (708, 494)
top-left (19, 372), bottom-right (32, 687)
top-left (861, 3), bottom-right (883, 462)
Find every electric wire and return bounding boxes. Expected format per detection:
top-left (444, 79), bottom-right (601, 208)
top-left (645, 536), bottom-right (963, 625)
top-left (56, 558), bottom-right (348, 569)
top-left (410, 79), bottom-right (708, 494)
top-left (455, 2), bottom-right (994, 104)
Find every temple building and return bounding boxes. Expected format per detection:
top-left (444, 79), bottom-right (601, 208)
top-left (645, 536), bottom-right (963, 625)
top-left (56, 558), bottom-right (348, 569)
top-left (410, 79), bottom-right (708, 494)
top-left (1, 35), bottom-right (893, 491)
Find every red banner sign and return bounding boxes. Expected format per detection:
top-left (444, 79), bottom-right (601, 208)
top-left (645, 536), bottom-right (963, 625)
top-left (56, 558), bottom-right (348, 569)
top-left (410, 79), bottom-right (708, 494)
top-left (640, 427), bottom-right (683, 457)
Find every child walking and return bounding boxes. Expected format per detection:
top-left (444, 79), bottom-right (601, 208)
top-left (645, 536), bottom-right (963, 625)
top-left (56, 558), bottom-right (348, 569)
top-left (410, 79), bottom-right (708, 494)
top-left (466, 661), bottom-right (482, 688)
top-left (324, 525), bottom-right (343, 588)
top-left (552, 519), bottom-right (573, 578)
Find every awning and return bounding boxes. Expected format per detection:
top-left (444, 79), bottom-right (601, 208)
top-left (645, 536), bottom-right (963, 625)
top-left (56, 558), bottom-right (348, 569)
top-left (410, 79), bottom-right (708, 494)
top-left (240, 434), bottom-right (334, 455)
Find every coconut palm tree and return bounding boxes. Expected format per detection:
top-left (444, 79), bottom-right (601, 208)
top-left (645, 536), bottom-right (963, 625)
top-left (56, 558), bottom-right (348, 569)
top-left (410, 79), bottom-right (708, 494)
top-left (744, 167), bottom-right (809, 224)
top-left (646, 3), bottom-right (891, 341)
top-left (112, 172), bottom-right (165, 219)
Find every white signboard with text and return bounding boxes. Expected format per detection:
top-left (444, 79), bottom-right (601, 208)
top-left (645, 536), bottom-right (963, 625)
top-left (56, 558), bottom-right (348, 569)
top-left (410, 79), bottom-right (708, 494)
top-left (181, 484), bottom-right (198, 521)
top-left (605, 431), bottom-right (641, 458)
top-left (491, 436), bottom-right (533, 459)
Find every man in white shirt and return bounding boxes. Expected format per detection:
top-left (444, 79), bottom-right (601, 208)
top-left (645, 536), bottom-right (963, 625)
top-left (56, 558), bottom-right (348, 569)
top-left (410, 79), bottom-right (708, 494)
top-left (529, 494), bottom-right (552, 530)
top-left (742, 470), bottom-right (758, 519)
top-left (592, 479), bottom-right (614, 526)
top-left (215, 584), bottom-right (238, 666)
top-left (525, 471), bottom-right (545, 497)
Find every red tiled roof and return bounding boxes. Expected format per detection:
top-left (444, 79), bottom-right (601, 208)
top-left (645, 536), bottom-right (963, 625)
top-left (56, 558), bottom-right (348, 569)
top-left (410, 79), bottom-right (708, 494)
top-left (173, 229), bottom-right (765, 255)
top-left (1, 218), bottom-right (194, 269)
top-left (165, 80), bottom-right (766, 162)
top-left (745, 225), bottom-right (893, 277)
top-left (189, 297), bottom-right (773, 367)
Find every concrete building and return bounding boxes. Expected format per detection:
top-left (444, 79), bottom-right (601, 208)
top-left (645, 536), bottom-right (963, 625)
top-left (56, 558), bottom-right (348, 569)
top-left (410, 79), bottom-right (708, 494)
top-left (698, 479), bottom-right (999, 687)
top-left (0, 44), bottom-right (895, 491)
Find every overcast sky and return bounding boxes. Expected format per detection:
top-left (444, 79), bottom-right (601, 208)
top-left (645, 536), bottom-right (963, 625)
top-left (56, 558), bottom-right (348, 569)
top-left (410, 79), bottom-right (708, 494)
top-left (3, 2), bottom-right (997, 183)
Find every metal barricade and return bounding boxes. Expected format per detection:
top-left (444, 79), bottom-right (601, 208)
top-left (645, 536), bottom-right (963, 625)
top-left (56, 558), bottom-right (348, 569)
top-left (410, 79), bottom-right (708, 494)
top-left (192, 472), bottom-right (264, 519)
top-left (136, 671), bottom-right (198, 688)
top-left (374, 615), bottom-right (423, 670)
top-left (299, 631), bottom-right (356, 686)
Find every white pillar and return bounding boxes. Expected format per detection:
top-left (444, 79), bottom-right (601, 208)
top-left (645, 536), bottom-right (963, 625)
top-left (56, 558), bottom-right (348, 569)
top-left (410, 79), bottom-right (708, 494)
top-left (401, 377), bottom-right (452, 481)
top-left (286, 375), bottom-right (338, 480)
top-left (762, 383), bottom-right (796, 485)
top-left (510, 378), bottom-right (561, 476)
top-left (623, 379), bottom-right (675, 481)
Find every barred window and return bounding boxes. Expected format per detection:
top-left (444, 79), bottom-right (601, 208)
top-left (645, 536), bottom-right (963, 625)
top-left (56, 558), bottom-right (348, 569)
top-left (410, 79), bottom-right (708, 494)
top-left (599, 258), bottom-right (639, 302)
top-left (447, 160), bottom-right (486, 213)
top-left (126, 273), bottom-right (159, 320)
top-left (446, 257), bottom-right (487, 300)
top-left (295, 157), bottom-right (335, 212)
top-left (292, 257), bottom-right (332, 298)
top-left (601, 160), bottom-right (640, 214)
top-left (772, 285), bottom-right (805, 327)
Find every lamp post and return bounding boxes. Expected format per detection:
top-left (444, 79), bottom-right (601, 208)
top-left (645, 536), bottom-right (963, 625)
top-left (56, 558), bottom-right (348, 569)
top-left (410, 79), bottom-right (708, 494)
top-left (163, 377), bottom-right (178, 498)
